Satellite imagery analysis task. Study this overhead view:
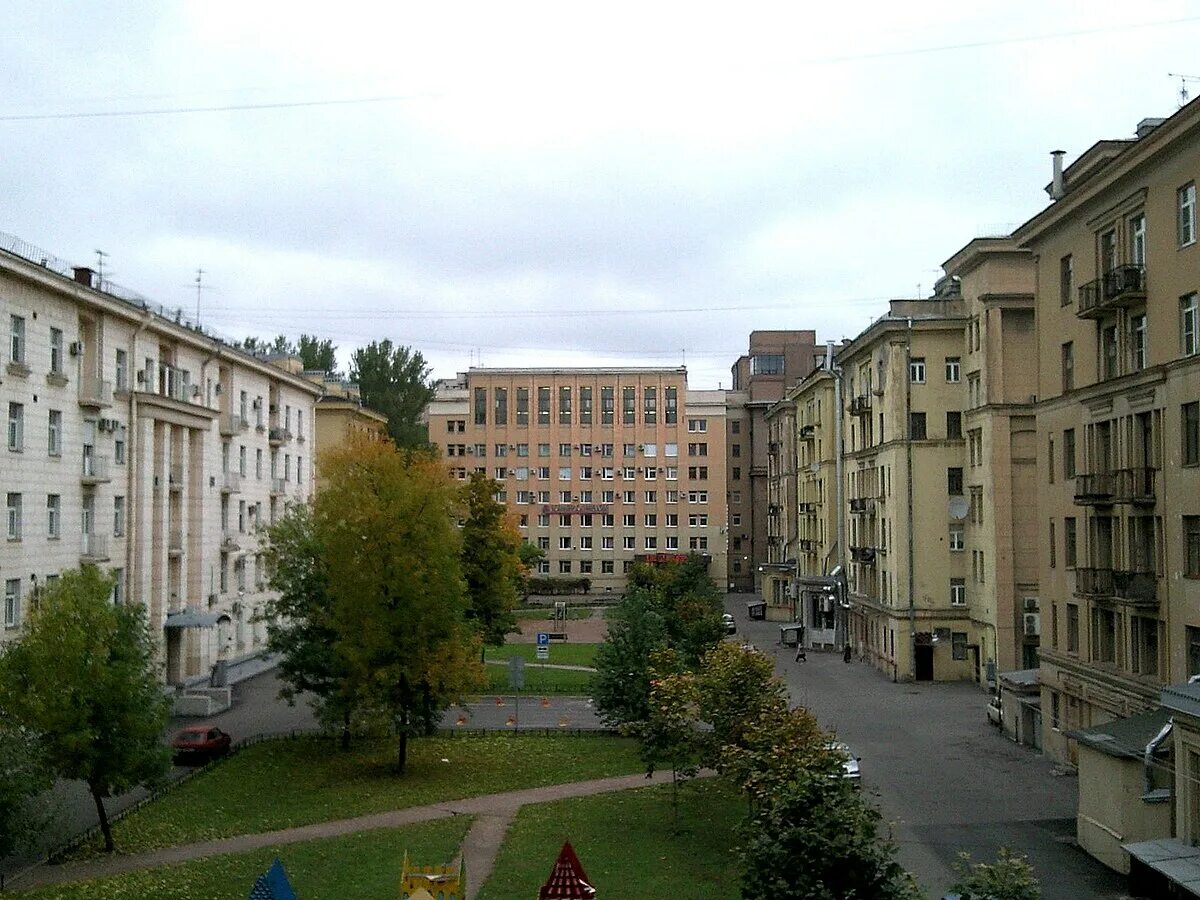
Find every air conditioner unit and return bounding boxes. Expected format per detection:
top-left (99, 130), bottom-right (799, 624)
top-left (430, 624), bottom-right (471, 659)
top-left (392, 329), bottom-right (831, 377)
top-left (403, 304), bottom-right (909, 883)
top-left (1023, 613), bottom-right (1041, 637)
top-left (69, 341), bottom-right (83, 356)
top-left (1023, 597), bottom-right (1040, 612)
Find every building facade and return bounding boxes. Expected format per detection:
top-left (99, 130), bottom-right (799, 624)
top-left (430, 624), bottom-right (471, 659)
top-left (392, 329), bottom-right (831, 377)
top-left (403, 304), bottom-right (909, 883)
top-left (426, 368), bottom-right (728, 594)
top-left (727, 330), bottom-right (818, 592)
top-left (306, 370), bottom-right (389, 489)
top-left (0, 236), bottom-right (320, 685)
top-left (1013, 103), bottom-right (1200, 765)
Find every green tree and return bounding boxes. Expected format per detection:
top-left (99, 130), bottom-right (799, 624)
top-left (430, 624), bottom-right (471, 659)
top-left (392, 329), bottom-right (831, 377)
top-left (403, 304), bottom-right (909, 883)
top-left (592, 591), bottom-right (668, 727)
top-left (693, 641), bottom-right (791, 768)
top-left (633, 650), bottom-right (702, 829)
top-left (0, 715), bottom-right (51, 857)
top-left (460, 472), bottom-right (523, 652)
top-left (316, 437), bottom-right (483, 771)
top-left (349, 340), bottom-right (434, 448)
top-left (261, 504), bottom-right (357, 749)
top-left (516, 541), bottom-right (545, 599)
top-left (297, 334), bottom-right (338, 373)
top-left (0, 568), bottom-right (170, 853)
top-left (739, 771), bottom-right (921, 900)
top-left (950, 848), bottom-right (1041, 900)
top-left (629, 557), bottom-right (723, 664)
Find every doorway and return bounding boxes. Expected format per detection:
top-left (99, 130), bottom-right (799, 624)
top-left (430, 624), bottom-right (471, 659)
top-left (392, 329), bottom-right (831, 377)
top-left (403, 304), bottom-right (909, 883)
top-left (915, 644), bottom-right (934, 681)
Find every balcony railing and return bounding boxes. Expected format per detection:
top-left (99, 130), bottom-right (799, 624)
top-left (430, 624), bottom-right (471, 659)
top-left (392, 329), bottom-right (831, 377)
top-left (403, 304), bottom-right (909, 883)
top-left (798, 501), bottom-right (816, 514)
top-left (221, 472), bottom-right (241, 494)
top-left (81, 453), bottom-right (110, 483)
top-left (269, 426), bottom-right (288, 445)
top-left (850, 498), bottom-right (875, 515)
top-left (1075, 566), bottom-right (1157, 606)
top-left (78, 375), bottom-right (112, 408)
top-left (799, 539), bottom-right (816, 552)
top-left (158, 365), bottom-right (191, 403)
top-left (1077, 265), bottom-right (1147, 318)
top-left (1074, 472), bottom-right (1114, 505)
top-left (799, 424), bottom-right (815, 439)
top-left (1114, 467), bottom-right (1156, 504)
top-left (220, 412), bottom-right (249, 437)
top-left (270, 477), bottom-right (287, 496)
top-left (850, 546), bottom-right (877, 564)
top-left (81, 532), bottom-right (109, 562)
top-left (849, 395), bottom-right (872, 416)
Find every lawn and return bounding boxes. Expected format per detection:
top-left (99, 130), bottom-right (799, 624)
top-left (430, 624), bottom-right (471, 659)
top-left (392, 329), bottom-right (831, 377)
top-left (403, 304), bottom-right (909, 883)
top-left (482, 664), bottom-right (593, 695)
top-left (18, 817), bottom-right (470, 899)
top-left (476, 778), bottom-right (743, 900)
top-left (71, 733), bottom-right (639, 858)
top-left (485, 642), bottom-right (600, 667)
top-left (515, 606), bottom-right (598, 620)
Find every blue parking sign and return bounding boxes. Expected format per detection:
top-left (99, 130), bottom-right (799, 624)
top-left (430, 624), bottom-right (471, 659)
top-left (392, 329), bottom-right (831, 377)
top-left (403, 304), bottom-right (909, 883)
top-left (537, 632), bottom-right (550, 647)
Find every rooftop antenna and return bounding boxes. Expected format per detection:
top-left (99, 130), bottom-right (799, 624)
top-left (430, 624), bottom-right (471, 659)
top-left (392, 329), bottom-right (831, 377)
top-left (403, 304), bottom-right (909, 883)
top-left (1169, 73), bottom-right (1200, 107)
top-left (191, 268), bottom-right (209, 325)
top-left (94, 249), bottom-right (109, 286)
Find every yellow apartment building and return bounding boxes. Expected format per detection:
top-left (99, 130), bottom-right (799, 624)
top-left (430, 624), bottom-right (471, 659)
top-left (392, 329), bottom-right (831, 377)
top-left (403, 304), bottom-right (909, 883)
top-left (304, 372), bottom-right (389, 489)
top-left (1012, 101), bottom-right (1200, 765)
top-left (763, 391), bottom-right (797, 619)
top-left (425, 368), bottom-right (728, 594)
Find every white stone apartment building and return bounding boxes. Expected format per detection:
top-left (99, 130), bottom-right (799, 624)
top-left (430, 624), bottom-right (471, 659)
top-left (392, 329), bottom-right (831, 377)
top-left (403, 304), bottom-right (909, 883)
top-left (0, 234), bottom-right (320, 685)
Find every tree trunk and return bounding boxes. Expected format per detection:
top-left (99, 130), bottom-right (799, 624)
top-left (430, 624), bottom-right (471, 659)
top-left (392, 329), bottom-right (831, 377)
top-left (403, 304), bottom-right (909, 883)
top-left (341, 708), bottom-right (351, 751)
top-left (90, 785), bottom-right (114, 853)
top-left (397, 714), bottom-right (409, 774)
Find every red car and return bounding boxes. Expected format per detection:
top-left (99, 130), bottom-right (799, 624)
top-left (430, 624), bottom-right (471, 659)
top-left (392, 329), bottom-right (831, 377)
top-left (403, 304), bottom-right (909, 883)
top-left (171, 725), bottom-right (232, 763)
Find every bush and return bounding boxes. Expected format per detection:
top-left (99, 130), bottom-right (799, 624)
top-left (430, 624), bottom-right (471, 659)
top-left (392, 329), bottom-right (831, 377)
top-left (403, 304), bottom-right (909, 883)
top-left (527, 577), bottom-right (592, 596)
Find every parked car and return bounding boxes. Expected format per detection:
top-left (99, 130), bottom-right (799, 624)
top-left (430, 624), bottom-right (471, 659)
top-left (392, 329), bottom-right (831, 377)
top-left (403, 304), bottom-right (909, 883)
top-left (721, 613), bottom-right (737, 634)
top-left (828, 741), bottom-right (861, 786)
top-left (171, 725), bottom-right (232, 763)
top-left (987, 695), bottom-right (1003, 727)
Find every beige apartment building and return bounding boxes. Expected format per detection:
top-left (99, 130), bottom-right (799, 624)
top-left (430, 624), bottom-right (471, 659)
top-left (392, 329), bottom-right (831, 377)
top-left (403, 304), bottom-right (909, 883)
top-left (1011, 101), bottom-right (1200, 765)
top-left (0, 233), bottom-right (320, 686)
top-left (426, 368), bottom-right (728, 594)
top-left (838, 294), bottom-right (975, 682)
top-left (727, 330), bottom-right (818, 592)
top-left (763, 390), bottom-right (797, 618)
top-left (305, 371), bottom-right (389, 489)
top-left (942, 237), bottom-right (1042, 682)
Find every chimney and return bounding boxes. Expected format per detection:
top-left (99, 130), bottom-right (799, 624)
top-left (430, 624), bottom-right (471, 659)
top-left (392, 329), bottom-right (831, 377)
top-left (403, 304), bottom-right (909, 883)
top-left (1136, 117), bottom-right (1166, 139)
top-left (1049, 150), bottom-right (1066, 200)
top-left (72, 266), bottom-right (97, 288)
top-left (824, 340), bottom-right (836, 372)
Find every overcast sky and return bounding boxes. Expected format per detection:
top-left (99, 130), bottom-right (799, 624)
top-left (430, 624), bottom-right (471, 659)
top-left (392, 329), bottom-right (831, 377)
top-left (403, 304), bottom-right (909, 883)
top-left (2, 2), bottom-right (1197, 388)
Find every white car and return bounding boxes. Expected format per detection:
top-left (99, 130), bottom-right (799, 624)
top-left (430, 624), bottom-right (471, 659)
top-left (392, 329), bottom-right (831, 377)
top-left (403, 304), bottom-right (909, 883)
top-left (828, 741), bottom-right (861, 786)
top-left (721, 613), bottom-right (737, 634)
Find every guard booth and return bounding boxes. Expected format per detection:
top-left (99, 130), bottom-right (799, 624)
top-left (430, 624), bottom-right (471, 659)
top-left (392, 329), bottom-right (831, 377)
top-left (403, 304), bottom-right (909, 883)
top-left (746, 598), bottom-right (767, 620)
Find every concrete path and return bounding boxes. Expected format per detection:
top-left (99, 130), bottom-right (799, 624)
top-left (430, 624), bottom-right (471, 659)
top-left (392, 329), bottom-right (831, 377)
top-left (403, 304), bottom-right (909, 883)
top-left (13, 771), bottom-right (682, 895)
top-left (482, 659), bottom-right (597, 672)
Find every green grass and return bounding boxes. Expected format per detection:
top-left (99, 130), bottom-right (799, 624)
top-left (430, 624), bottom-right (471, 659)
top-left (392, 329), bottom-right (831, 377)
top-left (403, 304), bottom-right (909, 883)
top-left (71, 733), bottom-right (639, 858)
top-left (18, 818), bottom-right (470, 900)
top-left (485, 642), bottom-right (600, 667)
top-left (476, 778), bottom-right (743, 900)
top-left (482, 664), bottom-right (593, 695)
top-left (515, 606), bottom-right (598, 620)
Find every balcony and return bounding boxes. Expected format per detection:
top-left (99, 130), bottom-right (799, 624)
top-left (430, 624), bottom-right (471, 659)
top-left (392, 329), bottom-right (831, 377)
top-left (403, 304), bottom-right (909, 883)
top-left (1073, 472), bottom-right (1114, 505)
top-left (220, 412), bottom-right (249, 437)
top-left (1075, 566), bottom-right (1157, 607)
top-left (797, 501), bottom-right (816, 514)
top-left (850, 546), bottom-right (877, 564)
top-left (799, 424), bottom-right (815, 440)
top-left (81, 532), bottom-right (109, 563)
top-left (221, 472), bottom-right (241, 494)
top-left (168, 527), bottom-right (184, 556)
top-left (269, 426), bottom-right (288, 446)
top-left (157, 365), bottom-right (191, 403)
top-left (850, 498), bottom-right (875, 515)
top-left (849, 395), bottom-right (872, 416)
top-left (221, 529), bottom-right (241, 552)
top-left (1077, 265), bottom-right (1147, 318)
top-left (270, 477), bottom-right (287, 496)
top-left (78, 375), bottom-right (112, 408)
top-left (799, 538), bottom-right (816, 552)
top-left (1114, 467), bottom-right (1156, 505)
top-left (81, 453), bottom-right (110, 484)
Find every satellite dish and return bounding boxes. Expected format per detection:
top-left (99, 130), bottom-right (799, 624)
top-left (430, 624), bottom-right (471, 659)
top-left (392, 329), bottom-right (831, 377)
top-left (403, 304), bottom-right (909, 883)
top-left (949, 495), bottom-right (970, 520)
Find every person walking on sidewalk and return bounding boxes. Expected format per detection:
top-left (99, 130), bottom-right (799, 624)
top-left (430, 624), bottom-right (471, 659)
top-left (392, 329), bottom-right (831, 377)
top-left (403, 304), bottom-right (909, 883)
top-left (843, 643), bottom-right (853, 663)
top-left (794, 625), bottom-right (807, 662)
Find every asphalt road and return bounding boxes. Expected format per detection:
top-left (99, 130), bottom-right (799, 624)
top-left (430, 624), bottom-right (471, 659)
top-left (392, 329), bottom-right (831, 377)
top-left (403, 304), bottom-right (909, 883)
top-left (724, 593), bottom-right (1129, 900)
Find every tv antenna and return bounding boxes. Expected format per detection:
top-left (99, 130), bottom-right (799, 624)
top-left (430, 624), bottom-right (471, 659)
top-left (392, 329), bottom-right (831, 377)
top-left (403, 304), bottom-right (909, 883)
top-left (1169, 73), bottom-right (1200, 107)
top-left (94, 249), bottom-right (109, 285)
top-left (190, 268), bottom-right (210, 324)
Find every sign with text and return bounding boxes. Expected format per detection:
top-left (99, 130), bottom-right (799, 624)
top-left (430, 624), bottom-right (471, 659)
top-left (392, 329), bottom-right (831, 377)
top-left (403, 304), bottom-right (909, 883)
top-left (536, 632), bottom-right (550, 647)
top-left (539, 504), bottom-right (611, 515)
top-left (536, 645), bottom-right (550, 661)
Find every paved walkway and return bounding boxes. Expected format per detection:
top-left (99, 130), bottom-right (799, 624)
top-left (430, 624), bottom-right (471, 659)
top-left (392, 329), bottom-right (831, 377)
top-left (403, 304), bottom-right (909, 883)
top-left (482, 659), bottom-right (597, 672)
top-left (14, 771), bottom-right (685, 897)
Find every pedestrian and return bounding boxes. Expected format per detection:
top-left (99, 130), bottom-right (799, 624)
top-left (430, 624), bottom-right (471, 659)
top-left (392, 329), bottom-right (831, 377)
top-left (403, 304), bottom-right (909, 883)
top-left (794, 641), bottom-right (807, 663)
top-left (843, 643), bottom-right (853, 663)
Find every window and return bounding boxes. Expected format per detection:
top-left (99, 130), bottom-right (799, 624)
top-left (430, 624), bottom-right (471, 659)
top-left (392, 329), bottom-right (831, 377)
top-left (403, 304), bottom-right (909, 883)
top-left (557, 442), bottom-right (571, 457)
top-left (1186, 516), bottom-right (1200, 577)
top-left (559, 386), bottom-right (572, 424)
top-left (666, 513), bottom-right (678, 527)
top-left (256, 448), bottom-right (263, 478)
top-left (731, 420), bottom-right (741, 434)
top-left (732, 467), bottom-right (740, 480)
top-left (688, 418), bottom-right (707, 433)
top-left (7, 493), bottom-right (22, 540)
top-left (1064, 517), bottom-right (1077, 568)
top-left (1130, 213), bottom-right (1147, 266)
top-left (115, 428), bottom-right (125, 465)
top-left (601, 386), bottom-right (614, 425)
top-left (1180, 182), bottom-right (1196, 247)
top-left (947, 467), bottom-right (963, 495)
top-left (1102, 325), bottom-right (1118, 380)
top-left (1184, 293), bottom-right (1198, 357)
top-left (622, 387), bottom-right (636, 425)
top-left (473, 387), bottom-right (487, 425)
top-left (944, 358), bottom-right (960, 383)
top-left (1184, 402), bottom-right (1200, 467)
top-left (665, 535), bottom-right (679, 550)
top-left (1059, 255), bottom-right (1073, 306)
top-left (644, 513), bottom-right (657, 527)
top-left (601, 559), bottom-right (614, 574)
top-left (952, 631), bottom-right (968, 661)
top-left (537, 387), bottom-right (550, 425)
top-left (664, 443), bottom-right (678, 458)
top-left (1131, 314), bottom-right (1147, 372)
top-left (909, 412), bottom-right (926, 440)
top-left (47, 494), bottom-right (60, 538)
top-left (689, 514), bottom-right (709, 527)
top-left (495, 388), bottom-right (508, 426)
top-left (48, 327), bottom-right (64, 375)
top-left (643, 387), bottom-right (656, 424)
top-left (731, 444), bottom-right (740, 457)
top-left (1063, 428), bottom-right (1076, 479)
top-left (578, 386), bottom-right (592, 424)
top-left (559, 536), bottom-right (572, 550)
top-left (1067, 604), bottom-right (1080, 653)
top-left (689, 536), bottom-right (709, 550)
top-left (688, 466), bottom-right (708, 480)
top-left (946, 411), bottom-right (962, 440)
top-left (113, 496), bottom-right (125, 537)
top-left (45, 409), bottom-right (62, 456)
top-left (538, 443), bottom-right (551, 457)
top-left (1131, 615), bottom-right (1159, 676)
top-left (909, 358), bottom-right (926, 383)
top-left (7, 403), bottom-right (23, 451)
top-left (4, 579), bottom-right (20, 628)
top-left (949, 524), bottom-right (964, 551)
top-left (559, 560), bottom-right (572, 574)
top-left (688, 442), bottom-right (708, 457)
top-left (750, 354), bottom-right (784, 375)
top-left (622, 513), bottom-right (635, 527)
top-left (1061, 342), bottom-right (1074, 392)
top-left (1049, 520), bottom-right (1056, 568)
top-left (664, 386), bottom-right (677, 424)
top-left (687, 491), bottom-right (709, 504)
top-left (115, 349), bottom-right (128, 391)
top-left (643, 443), bottom-right (657, 458)
top-left (9, 315), bottom-right (25, 366)
top-left (516, 388), bottom-right (529, 425)
top-left (239, 445), bottom-right (248, 477)
top-left (623, 536), bottom-right (636, 550)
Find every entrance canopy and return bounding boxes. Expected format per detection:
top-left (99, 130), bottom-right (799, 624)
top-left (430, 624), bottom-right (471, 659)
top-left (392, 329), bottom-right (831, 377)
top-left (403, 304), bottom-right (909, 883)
top-left (164, 609), bottom-right (221, 629)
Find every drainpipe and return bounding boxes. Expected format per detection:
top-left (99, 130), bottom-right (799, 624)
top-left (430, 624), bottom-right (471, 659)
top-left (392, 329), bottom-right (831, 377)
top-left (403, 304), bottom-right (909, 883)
top-left (126, 311), bottom-right (154, 612)
top-left (1145, 718), bottom-right (1173, 796)
top-left (830, 344), bottom-right (847, 651)
top-left (906, 318), bottom-right (916, 682)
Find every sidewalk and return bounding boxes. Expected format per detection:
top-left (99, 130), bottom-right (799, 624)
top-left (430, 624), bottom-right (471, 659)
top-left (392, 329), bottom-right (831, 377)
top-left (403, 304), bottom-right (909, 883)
top-left (14, 771), bottom-right (689, 896)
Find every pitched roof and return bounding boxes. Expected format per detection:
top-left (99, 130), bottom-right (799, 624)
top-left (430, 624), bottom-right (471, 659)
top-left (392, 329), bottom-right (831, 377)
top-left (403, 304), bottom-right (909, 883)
top-left (539, 841), bottom-right (596, 899)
